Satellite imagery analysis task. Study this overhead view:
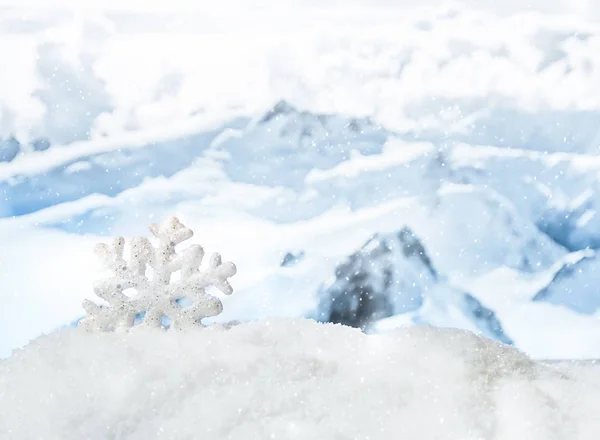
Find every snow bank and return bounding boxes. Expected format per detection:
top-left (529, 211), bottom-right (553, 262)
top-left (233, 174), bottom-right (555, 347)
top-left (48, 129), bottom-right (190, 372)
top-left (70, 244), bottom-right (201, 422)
top-left (1, 319), bottom-right (599, 440)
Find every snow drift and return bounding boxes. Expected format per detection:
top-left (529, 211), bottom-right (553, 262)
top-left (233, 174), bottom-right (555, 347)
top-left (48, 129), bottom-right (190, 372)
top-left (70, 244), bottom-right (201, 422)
top-left (1, 319), bottom-right (599, 440)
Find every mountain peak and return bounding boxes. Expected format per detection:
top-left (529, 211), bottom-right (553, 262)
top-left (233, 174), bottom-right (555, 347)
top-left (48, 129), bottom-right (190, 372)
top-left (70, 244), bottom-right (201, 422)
top-left (256, 100), bottom-right (382, 139)
top-left (396, 227), bottom-right (438, 278)
top-left (316, 227), bottom-right (437, 329)
top-left (316, 226), bottom-right (512, 344)
top-left (259, 100), bottom-right (299, 124)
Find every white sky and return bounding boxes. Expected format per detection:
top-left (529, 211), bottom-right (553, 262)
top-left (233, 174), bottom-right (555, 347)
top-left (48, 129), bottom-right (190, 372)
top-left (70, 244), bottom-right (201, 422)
top-left (0, 0), bottom-right (593, 16)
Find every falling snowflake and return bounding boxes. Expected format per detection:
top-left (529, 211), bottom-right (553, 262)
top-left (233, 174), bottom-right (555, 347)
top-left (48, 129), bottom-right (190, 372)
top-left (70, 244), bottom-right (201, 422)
top-left (79, 216), bottom-right (237, 331)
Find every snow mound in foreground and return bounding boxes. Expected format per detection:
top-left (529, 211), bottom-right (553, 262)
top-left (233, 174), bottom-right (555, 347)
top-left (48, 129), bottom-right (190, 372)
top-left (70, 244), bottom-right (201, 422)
top-left (1, 319), bottom-right (599, 440)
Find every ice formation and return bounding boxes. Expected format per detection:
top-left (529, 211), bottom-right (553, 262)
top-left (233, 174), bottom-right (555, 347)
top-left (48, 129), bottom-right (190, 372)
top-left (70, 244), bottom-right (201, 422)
top-left (79, 216), bottom-right (237, 331)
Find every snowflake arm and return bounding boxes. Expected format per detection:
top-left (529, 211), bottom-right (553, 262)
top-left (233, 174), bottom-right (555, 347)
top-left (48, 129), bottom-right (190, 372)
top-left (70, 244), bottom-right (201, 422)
top-left (79, 216), bottom-right (237, 332)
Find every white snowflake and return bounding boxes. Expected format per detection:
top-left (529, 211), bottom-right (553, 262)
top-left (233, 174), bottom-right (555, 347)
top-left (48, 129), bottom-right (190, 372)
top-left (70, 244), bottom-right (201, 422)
top-left (79, 216), bottom-right (237, 331)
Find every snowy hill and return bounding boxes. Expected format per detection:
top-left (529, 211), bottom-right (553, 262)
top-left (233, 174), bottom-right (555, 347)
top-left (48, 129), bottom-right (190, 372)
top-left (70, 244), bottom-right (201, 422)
top-left (2, 319), bottom-right (600, 440)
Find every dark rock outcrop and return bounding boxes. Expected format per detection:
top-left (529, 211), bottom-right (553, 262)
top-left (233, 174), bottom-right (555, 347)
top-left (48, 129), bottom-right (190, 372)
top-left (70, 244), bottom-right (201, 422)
top-left (316, 227), bottom-right (437, 329)
top-left (281, 251), bottom-right (305, 268)
top-left (315, 226), bottom-right (513, 344)
top-left (0, 137), bottom-right (20, 162)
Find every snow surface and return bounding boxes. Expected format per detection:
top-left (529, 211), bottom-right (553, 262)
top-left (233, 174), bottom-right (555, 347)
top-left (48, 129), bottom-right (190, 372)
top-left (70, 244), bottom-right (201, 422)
top-left (2, 319), bottom-right (600, 440)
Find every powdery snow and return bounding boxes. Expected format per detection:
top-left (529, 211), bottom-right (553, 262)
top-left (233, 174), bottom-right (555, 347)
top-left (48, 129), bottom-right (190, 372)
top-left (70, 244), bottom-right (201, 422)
top-left (1, 319), bottom-right (599, 440)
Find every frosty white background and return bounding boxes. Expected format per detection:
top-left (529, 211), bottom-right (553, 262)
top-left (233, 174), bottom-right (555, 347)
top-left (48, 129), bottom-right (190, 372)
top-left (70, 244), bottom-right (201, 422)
top-left (2, 0), bottom-right (600, 356)
top-left (2, 0), bottom-right (600, 437)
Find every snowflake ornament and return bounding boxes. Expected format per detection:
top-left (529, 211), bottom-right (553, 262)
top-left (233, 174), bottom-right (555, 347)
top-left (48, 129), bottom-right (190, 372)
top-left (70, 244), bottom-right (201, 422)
top-left (79, 216), bottom-right (237, 331)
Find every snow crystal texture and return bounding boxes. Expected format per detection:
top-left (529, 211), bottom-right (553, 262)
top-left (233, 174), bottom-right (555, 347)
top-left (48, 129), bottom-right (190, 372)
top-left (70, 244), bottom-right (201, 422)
top-left (1, 319), bottom-right (599, 440)
top-left (80, 216), bottom-right (236, 331)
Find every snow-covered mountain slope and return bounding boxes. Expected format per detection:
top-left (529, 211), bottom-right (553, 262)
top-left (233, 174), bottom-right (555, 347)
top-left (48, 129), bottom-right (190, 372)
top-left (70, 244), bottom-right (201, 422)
top-left (447, 144), bottom-right (600, 251)
top-left (2, 319), bottom-right (600, 440)
top-left (3, 101), bottom-right (600, 358)
top-left (533, 250), bottom-right (600, 314)
top-left (305, 137), bottom-right (600, 252)
top-left (0, 118), bottom-right (247, 217)
top-left (455, 258), bottom-right (600, 359)
top-left (210, 101), bottom-right (387, 189)
top-left (315, 227), bottom-right (513, 344)
top-left (5, 3), bottom-right (600, 360)
top-left (317, 227), bottom-right (438, 327)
